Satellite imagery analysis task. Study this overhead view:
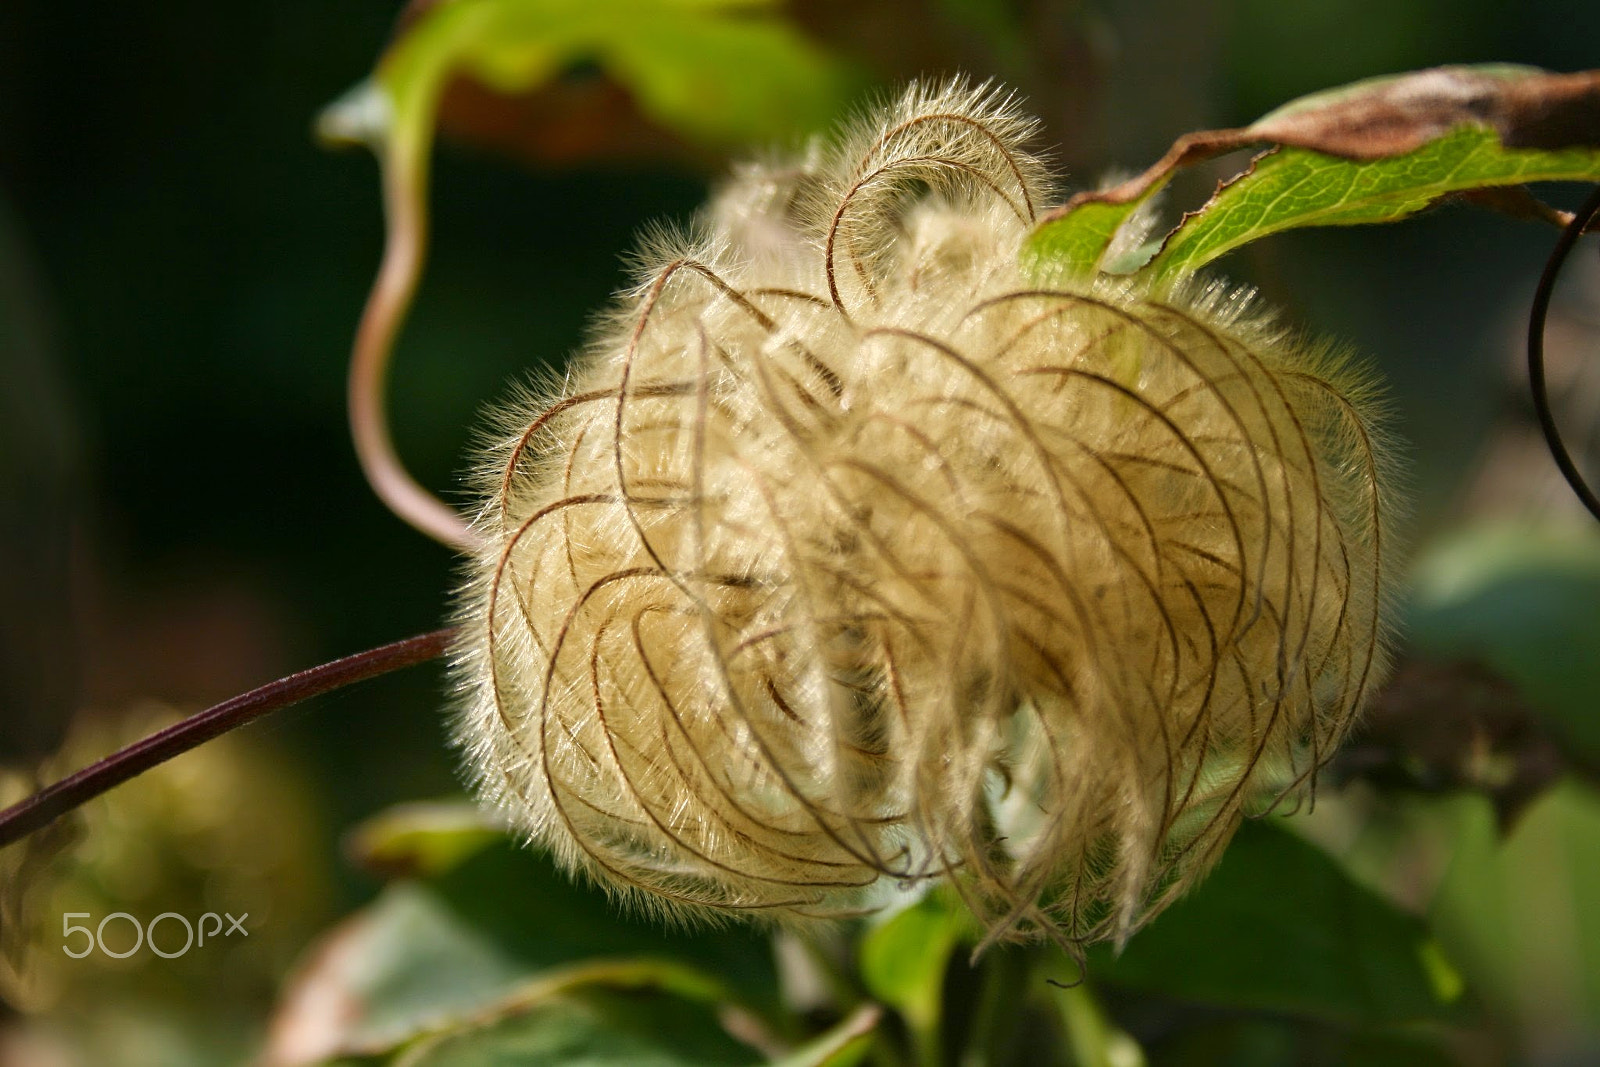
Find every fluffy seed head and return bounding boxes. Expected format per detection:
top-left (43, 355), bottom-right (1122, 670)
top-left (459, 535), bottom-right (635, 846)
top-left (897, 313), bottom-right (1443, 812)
top-left (452, 80), bottom-right (1397, 950)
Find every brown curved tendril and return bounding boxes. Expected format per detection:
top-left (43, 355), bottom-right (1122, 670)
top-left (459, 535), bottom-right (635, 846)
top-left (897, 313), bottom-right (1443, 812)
top-left (1528, 183), bottom-right (1600, 523)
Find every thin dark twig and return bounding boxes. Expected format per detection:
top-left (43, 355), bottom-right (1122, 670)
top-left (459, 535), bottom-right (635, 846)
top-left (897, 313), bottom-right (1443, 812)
top-left (1528, 184), bottom-right (1600, 523)
top-left (0, 628), bottom-right (456, 850)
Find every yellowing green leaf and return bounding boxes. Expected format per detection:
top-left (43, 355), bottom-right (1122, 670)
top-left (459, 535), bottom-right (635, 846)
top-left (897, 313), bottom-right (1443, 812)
top-left (321, 0), bottom-right (859, 171)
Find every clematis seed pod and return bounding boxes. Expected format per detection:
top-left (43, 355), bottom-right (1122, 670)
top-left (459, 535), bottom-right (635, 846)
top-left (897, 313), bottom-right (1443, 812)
top-left (452, 80), bottom-right (1398, 951)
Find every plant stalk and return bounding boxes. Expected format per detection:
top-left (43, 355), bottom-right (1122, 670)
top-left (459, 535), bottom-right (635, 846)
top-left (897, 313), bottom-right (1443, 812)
top-left (0, 627), bottom-right (455, 850)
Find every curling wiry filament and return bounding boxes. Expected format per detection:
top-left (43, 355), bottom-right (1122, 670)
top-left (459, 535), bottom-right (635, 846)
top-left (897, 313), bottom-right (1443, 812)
top-left (452, 80), bottom-right (1397, 952)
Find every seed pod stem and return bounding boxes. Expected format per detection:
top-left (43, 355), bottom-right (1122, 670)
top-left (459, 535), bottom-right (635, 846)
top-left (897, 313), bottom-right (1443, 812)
top-left (0, 628), bottom-right (455, 850)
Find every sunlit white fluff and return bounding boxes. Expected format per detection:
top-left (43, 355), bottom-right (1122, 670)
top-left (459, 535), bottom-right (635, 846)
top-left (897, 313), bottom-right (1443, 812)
top-left (451, 80), bottom-right (1398, 951)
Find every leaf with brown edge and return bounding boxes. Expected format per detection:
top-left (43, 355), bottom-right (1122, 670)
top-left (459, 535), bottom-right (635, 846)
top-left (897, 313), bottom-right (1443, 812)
top-left (1245, 65), bottom-right (1600, 157)
top-left (321, 0), bottom-right (862, 168)
top-left (316, 0), bottom-right (867, 549)
top-left (433, 71), bottom-right (700, 170)
top-left (1025, 65), bottom-right (1600, 280)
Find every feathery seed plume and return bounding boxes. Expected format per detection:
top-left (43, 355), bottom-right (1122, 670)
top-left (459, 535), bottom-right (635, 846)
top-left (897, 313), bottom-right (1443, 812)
top-left (452, 80), bottom-right (1398, 951)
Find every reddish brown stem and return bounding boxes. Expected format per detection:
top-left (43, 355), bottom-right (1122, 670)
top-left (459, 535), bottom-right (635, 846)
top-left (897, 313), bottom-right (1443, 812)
top-left (0, 628), bottom-right (456, 850)
top-left (349, 130), bottom-right (478, 551)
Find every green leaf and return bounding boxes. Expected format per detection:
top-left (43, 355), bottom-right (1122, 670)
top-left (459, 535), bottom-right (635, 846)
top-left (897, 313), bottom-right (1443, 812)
top-left (396, 981), bottom-right (877, 1066)
top-left (315, 0), bottom-right (862, 547)
top-left (1407, 522), bottom-right (1600, 767)
top-left (1021, 197), bottom-right (1153, 279)
top-left (397, 986), bottom-right (758, 1067)
top-left (766, 1006), bottom-right (880, 1067)
top-left (1146, 126), bottom-right (1600, 281)
top-left (422, 833), bottom-right (783, 1007)
top-left (266, 824), bottom-right (784, 1063)
top-left (1087, 820), bottom-right (1467, 1027)
top-left (1430, 783), bottom-right (1600, 1040)
top-left (267, 882), bottom-right (535, 1061)
top-left (1038, 978), bottom-right (1146, 1067)
top-left (347, 800), bottom-right (506, 878)
top-left (858, 892), bottom-right (963, 1055)
top-left (1137, 1016), bottom-right (1460, 1067)
top-left (321, 0), bottom-right (860, 170)
top-left (1024, 66), bottom-right (1600, 282)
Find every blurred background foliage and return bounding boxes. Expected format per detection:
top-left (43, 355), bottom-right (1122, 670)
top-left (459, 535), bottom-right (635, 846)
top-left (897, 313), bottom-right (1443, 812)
top-left (2, 0), bottom-right (1599, 1064)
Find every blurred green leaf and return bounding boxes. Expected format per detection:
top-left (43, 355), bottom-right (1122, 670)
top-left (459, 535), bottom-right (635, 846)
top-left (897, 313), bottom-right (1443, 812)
top-left (347, 800), bottom-right (506, 878)
top-left (397, 985), bottom-right (757, 1066)
top-left (1430, 783), bottom-right (1600, 1049)
top-left (1144, 1015), bottom-right (1459, 1067)
top-left (858, 892), bottom-right (962, 1056)
top-left (314, 0), bottom-right (861, 551)
top-left (267, 882), bottom-right (533, 1061)
top-left (1038, 978), bottom-right (1146, 1067)
top-left (395, 977), bottom-right (877, 1066)
top-left (422, 833), bottom-right (782, 1006)
top-left (1408, 522), bottom-right (1600, 767)
top-left (766, 1006), bottom-right (880, 1067)
top-left (1087, 820), bottom-right (1467, 1027)
top-left (267, 813), bottom-right (784, 1063)
top-left (321, 0), bottom-right (860, 172)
